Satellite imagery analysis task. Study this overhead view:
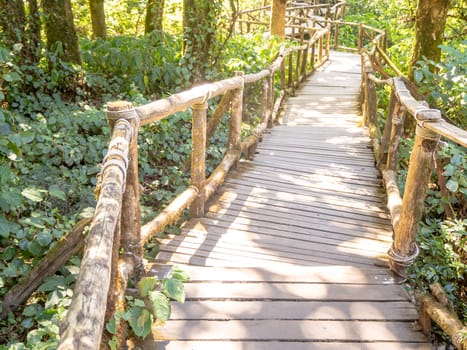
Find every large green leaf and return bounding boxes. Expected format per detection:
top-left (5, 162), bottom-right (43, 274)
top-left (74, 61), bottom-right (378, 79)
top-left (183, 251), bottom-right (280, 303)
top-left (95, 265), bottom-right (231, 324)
top-left (127, 307), bottom-right (152, 338)
top-left (163, 278), bottom-right (185, 303)
top-left (148, 291), bottom-right (171, 323)
top-left (21, 187), bottom-right (45, 202)
top-left (137, 276), bottom-right (160, 297)
top-left (48, 185), bottom-right (66, 201)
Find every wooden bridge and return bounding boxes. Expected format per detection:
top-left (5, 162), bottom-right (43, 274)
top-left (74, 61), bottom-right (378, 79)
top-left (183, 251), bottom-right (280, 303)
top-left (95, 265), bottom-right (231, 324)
top-left (5, 7), bottom-right (465, 350)
top-left (146, 51), bottom-right (432, 349)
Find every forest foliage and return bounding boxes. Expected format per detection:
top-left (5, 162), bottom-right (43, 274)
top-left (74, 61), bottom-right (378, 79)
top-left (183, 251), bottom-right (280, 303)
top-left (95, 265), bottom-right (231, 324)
top-left (0, 0), bottom-right (465, 348)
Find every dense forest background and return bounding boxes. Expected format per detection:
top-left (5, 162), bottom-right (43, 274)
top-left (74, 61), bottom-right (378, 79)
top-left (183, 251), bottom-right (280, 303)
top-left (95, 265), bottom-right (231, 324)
top-left (0, 0), bottom-right (465, 348)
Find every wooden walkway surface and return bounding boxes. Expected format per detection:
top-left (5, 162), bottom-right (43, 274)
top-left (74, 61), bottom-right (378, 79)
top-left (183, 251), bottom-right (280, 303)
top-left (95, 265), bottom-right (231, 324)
top-left (147, 51), bottom-right (431, 349)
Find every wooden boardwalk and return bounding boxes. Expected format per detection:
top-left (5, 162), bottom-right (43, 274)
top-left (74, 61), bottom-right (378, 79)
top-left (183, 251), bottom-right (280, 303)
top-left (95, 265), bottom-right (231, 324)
top-left (146, 51), bottom-right (431, 349)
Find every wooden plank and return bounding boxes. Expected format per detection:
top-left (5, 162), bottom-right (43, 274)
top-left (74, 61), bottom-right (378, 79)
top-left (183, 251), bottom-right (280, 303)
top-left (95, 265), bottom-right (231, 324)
top-left (182, 218), bottom-right (391, 253)
top-left (224, 176), bottom-right (385, 205)
top-left (208, 199), bottom-right (391, 231)
top-left (151, 265), bottom-right (395, 284)
top-left (213, 190), bottom-right (390, 224)
top-left (256, 145), bottom-right (376, 164)
top-left (181, 281), bottom-right (409, 301)
top-left (205, 210), bottom-right (391, 240)
top-left (157, 240), bottom-right (381, 268)
top-left (182, 218), bottom-right (392, 252)
top-left (150, 341), bottom-right (432, 350)
top-left (153, 320), bottom-right (427, 342)
top-left (231, 167), bottom-right (383, 196)
top-left (219, 183), bottom-right (388, 214)
top-left (209, 199), bottom-right (391, 230)
top-left (159, 233), bottom-right (388, 266)
top-left (239, 162), bottom-right (381, 188)
top-left (168, 300), bottom-right (419, 320)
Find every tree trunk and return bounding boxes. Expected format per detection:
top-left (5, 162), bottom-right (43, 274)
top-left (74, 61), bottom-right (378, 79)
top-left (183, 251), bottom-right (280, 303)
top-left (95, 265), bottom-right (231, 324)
top-left (89, 0), bottom-right (107, 39)
top-left (0, 0), bottom-right (27, 45)
top-left (183, 0), bottom-right (219, 80)
top-left (145, 0), bottom-right (165, 34)
top-left (43, 0), bottom-right (82, 65)
top-left (270, 0), bottom-right (286, 37)
top-left (408, 0), bottom-right (451, 81)
top-left (0, 0), bottom-right (42, 63)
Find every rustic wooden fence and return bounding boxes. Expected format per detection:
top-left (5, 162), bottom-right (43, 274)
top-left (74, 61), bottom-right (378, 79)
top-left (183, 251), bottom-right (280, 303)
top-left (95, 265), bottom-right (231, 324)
top-left (325, 19), bottom-right (467, 350)
top-left (52, 27), bottom-right (331, 349)
top-left (236, 1), bottom-right (346, 34)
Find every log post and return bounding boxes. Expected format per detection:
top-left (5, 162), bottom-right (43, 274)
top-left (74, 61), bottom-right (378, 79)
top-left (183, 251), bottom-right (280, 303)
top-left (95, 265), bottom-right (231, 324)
top-left (380, 89), bottom-right (397, 166)
top-left (386, 101), bottom-right (406, 171)
top-left (388, 111), bottom-right (441, 277)
top-left (334, 21), bottom-right (339, 49)
top-left (288, 53), bottom-right (295, 96)
top-left (267, 73), bottom-right (274, 128)
top-left (261, 78), bottom-right (270, 129)
top-left (228, 71), bottom-right (244, 150)
top-left (104, 101), bottom-right (141, 346)
top-left (318, 36), bottom-right (323, 64)
top-left (190, 101), bottom-right (208, 218)
top-left (358, 23), bottom-right (363, 51)
top-left (58, 119), bottom-right (132, 350)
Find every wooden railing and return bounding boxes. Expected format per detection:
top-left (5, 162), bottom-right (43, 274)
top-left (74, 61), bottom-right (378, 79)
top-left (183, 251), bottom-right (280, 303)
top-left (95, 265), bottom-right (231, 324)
top-left (54, 27), bottom-right (331, 349)
top-left (324, 19), bottom-right (467, 350)
top-left (236, 1), bottom-right (346, 34)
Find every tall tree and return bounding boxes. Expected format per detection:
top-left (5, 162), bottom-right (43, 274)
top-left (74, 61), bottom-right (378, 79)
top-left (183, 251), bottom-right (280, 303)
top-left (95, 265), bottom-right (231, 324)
top-left (43, 0), bottom-right (82, 65)
top-left (89, 0), bottom-right (107, 39)
top-left (408, 0), bottom-right (451, 81)
top-left (145, 0), bottom-right (165, 34)
top-left (270, 0), bottom-right (286, 37)
top-left (0, 0), bottom-right (40, 63)
top-left (183, 0), bottom-right (220, 80)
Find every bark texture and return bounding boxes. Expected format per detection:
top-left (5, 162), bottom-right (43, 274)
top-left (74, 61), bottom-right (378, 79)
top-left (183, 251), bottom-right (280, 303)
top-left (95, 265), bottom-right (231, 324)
top-left (270, 0), bottom-right (287, 37)
top-left (145, 0), bottom-right (165, 33)
top-left (408, 0), bottom-right (451, 81)
top-left (89, 0), bottom-right (107, 39)
top-left (43, 0), bottom-right (82, 64)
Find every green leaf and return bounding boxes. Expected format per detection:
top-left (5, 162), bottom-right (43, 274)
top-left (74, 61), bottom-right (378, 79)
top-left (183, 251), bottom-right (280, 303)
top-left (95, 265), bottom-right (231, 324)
top-left (106, 317), bottom-right (117, 335)
top-left (170, 266), bottom-right (190, 282)
top-left (148, 291), bottom-right (171, 323)
top-left (4, 72), bottom-right (21, 82)
top-left (137, 276), bottom-right (160, 297)
top-left (446, 179), bottom-right (459, 193)
top-left (37, 276), bottom-right (66, 292)
top-left (48, 185), bottom-right (66, 201)
top-left (28, 240), bottom-right (43, 256)
top-left (127, 307), bottom-right (152, 338)
top-left (163, 278), bottom-right (185, 303)
top-left (37, 231), bottom-right (53, 247)
top-left (21, 187), bottom-right (45, 202)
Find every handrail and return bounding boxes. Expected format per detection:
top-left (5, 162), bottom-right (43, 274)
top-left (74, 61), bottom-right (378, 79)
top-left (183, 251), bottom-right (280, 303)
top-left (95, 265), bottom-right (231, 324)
top-left (353, 22), bottom-right (467, 350)
top-left (57, 25), bottom-right (331, 349)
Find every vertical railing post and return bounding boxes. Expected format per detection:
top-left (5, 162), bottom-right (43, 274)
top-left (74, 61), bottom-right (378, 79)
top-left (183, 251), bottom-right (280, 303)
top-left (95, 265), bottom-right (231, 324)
top-left (388, 111), bottom-right (441, 277)
top-left (229, 71), bottom-right (245, 148)
top-left (358, 23), bottom-right (363, 51)
top-left (385, 101), bottom-right (406, 171)
top-left (334, 21), bottom-right (339, 49)
top-left (190, 101), bottom-right (208, 218)
top-left (380, 89), bottom-right (397, 165)
top-left (267, 73), bottom-right (274, 127)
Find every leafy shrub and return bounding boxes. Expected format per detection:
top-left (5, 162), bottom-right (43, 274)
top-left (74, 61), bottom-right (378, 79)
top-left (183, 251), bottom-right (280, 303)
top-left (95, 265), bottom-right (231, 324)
top-left (413, 41), bottom-right (467, 129)
top-left (81, 32), bottom-right (191, 98)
